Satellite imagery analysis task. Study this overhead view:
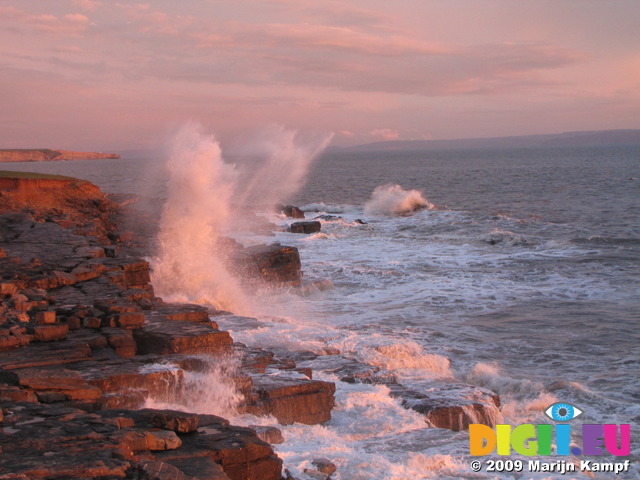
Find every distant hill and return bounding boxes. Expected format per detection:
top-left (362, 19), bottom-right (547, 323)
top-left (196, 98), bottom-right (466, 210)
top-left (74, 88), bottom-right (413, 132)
top-left (0, 149), bottom-right (120, 162)
top-left (338, 129), bottom-right (640, 152)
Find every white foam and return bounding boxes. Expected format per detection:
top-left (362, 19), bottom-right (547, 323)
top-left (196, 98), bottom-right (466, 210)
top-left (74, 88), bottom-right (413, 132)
top-left (233, 376), bottom-right (474, 480)
top-left (143, 355), bottom-right (242, 419)
top-left (364, 184), bottom-right (433, 216)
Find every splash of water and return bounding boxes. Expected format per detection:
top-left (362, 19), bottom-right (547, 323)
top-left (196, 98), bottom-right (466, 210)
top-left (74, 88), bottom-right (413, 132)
top-left (143, 356), bottom-right (243, 419)
top-left (151, 123), bottom-right (331, 311)
top-left (151, 123), bottom-right (247, 312)
top-left (232, 125), bottom-right (333, 210)
top-left (365, 342), bottom-right (453, 379)
top-left (364, 184), bottom-right (433, 216)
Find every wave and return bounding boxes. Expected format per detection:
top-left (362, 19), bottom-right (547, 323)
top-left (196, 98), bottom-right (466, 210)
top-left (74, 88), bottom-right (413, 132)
top-left (364, 184), bottom-right (433, 216)
top-left (300, 202), bottom-right (359, 214)
top-left (483, 229), bottom-right (530, 246)
top-left (570, 236), bottom-right (640, 246)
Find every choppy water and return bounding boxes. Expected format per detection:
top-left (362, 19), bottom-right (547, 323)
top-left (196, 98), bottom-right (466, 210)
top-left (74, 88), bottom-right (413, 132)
top-left (4, 144), bottom-right (639, 479)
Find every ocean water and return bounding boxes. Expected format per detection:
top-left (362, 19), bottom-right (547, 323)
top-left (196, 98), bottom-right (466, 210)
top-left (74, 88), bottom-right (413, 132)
top-left (3, 142), bottom-right (639, 479)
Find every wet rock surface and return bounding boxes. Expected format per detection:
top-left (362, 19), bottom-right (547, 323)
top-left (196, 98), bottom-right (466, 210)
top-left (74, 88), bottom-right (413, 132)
top-left (290, 221), bottom-right (321, 234)
top-left (0, 174), bottom-right (503, 477)
top-left (232, 243), bottom-right (303, 286)
top-left (243, 370), bottom-right (336, 425)
top-left (389, 382), bottom-right (503, 431)
top-left (0, 404), bottom-right (278, 480)
top-left (280, 205), bottom-right (305, 219)
top-left (0, 176), bottom-right (342, 479)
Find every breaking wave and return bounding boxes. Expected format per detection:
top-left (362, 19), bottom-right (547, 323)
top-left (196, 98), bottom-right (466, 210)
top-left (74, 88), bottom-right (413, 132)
top-left (364, 184), bottom-right (433, 216)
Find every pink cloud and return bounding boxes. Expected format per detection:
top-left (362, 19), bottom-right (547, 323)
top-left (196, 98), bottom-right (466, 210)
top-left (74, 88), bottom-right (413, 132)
top-left (73, 0), bottom-right (102, 12)
top-left (0, 6), bottom-right (91, 36)
top-left (370, 128), bottom-right (399, 141)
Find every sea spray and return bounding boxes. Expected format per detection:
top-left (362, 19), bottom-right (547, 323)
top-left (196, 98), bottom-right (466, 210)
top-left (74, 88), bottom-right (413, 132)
top-left (231, 125), bottom-right (333, 210)
top-left (151, 123), bottom-right (247, 312)
top-left (364, 184), bottom-right (433, 216)
top-left (152, 123), bottom-right (331, 311)
top-left (143, 355), bottom-right (243, 419)
top-left (463, 362), bottom-right (558, 423)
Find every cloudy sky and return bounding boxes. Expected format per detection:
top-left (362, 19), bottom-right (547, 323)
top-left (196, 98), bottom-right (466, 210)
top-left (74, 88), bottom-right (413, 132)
top-left (1, 0), bottom-right (639, 150)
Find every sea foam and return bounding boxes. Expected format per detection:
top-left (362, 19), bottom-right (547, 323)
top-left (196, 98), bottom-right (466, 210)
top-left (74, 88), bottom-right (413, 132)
top-left (364, 184), bottom-right (433, 216)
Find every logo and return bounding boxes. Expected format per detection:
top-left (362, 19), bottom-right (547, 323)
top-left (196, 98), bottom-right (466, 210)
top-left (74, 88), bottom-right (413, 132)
top-left (469, 402), bottom-right (631, 457)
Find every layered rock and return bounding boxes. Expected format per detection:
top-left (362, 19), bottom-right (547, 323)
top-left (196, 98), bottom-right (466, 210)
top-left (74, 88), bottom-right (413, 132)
top-left (0, 403), bottom-right (280, 480)
top-left (0, 171), bottom-right (345, 478)
top-left (243, 370), bottom-right (336, 425)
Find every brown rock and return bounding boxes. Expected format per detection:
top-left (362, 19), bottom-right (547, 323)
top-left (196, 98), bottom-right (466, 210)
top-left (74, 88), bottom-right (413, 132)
top-left (5, 367), bottom-right (86, 389)
top-left (157, 303), bottom-right (211, 323)
top-left (312, 458), bottom-right (337, 475)
top-left (35, 311), bottom-right (56, 324)
top-left (250, 425), bottom-right (285, 444)
top-left (151, 410), bottom-right (200, 433)
top-left (289, 221), bottom-right (321, 234)
top-left (0, 384), bottom-right (38, 402)
top-left (234, 243), bottom-right (302, 286)
top-left (389, 383), bottom-right (503, 431)
top-left (71, 358), bottom-right (181, 408)
top-left (162, 457), bottom-right (230, 480)
top-left (134, 316), bottom-right (233, 355)
top-left (138, 461), bottom-right (193, 480)
top-left (83, 316), bottom-right (103, 329)
top-left (0, 401), bottom-right (281, 480)
top-left (0, 340), bottom-right (92, 370)
top-left (244, 372), bottom-right (335, 425)
top-left (66, 315), bottom-right (81, 330)
top-left (156, 425), bottom-right (282, 480)
top-left (0, 334), bottom-right (20, 351)
top-left (110, 311), bottom-right (145, 329)
top-left (281, 205), bottom-right (305, 219)
top-left (102, 328), bottom-right (137, 357)
top-left (32, 323), bottom-right (69, 342)
top-left (138, 461), bottom-right (197, 480)
top-left (0, 281), bottom-right (18, 295)
top-left (145, 430), bottom-right (183, 451)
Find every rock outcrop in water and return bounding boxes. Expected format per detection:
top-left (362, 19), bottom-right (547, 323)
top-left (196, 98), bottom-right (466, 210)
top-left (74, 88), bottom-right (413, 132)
top-left (0, 172), bottom-right (504, 478)
top-left (279, 205), bottom-right (305, 219)
top-left (290, 221), bottom-right (321, 234)
top-left (0, 173), bottom-right (337, 479)
top-left (232, 243), bottom-right (303, 286)
top-left (0, 149), bottom-right (120, 162)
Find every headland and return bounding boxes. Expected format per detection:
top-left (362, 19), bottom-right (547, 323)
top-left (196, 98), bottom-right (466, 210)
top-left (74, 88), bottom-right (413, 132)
top-left (0, 149), bottom-right (120, 162)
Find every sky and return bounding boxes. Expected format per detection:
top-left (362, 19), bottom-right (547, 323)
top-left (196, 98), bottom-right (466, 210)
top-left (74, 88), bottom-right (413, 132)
top-left (1, 0), bottom-right (639, 150)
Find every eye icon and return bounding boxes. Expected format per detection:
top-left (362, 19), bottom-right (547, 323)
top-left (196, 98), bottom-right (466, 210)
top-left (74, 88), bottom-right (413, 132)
top-left (544, 403), bottom-right (583, 422)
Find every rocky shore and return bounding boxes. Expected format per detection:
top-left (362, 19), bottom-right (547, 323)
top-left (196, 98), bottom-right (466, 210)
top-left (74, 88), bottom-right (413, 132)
top-left (0, 174), bottom-right (502, 479)
top-left (0, 150), bottom-right (120, 162)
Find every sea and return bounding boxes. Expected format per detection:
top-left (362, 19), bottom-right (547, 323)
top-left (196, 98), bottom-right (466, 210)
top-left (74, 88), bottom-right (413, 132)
top-left (3, 137), bottom-right (639, 479)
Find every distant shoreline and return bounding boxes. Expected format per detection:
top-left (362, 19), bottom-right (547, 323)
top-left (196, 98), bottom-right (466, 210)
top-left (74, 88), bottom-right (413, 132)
top-left (0, 149), bottom-right (120, 162)
top-left (333, 128), bottom-right (640, 152)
